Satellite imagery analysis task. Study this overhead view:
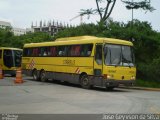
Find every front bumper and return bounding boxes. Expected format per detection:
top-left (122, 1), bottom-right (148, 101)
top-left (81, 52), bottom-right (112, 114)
top-left (105, 79), bottom-right (135, 87)
top-left (3, 70), bottom-right (16, 76)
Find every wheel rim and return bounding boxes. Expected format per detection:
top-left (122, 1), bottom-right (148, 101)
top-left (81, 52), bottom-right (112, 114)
top-left (82, 77), bottom-right (89, 86)
top-left (33, 71), bottom-right (37, 80)
top-left (41, 71), bottom-right (46, 82)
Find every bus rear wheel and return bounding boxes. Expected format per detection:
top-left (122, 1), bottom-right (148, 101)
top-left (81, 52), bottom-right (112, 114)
top-left (80, 75), bottom-right (91, 89)
top-left (40, 70), bottom-right (47, 82)
top-left (32, 69), bottom-right (39, 81)
top-left (106, 87), bottom-right (114, 91)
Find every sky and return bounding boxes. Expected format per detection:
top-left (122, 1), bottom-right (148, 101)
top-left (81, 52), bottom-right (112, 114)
top-left (0, 0), bottom-right (159, 31)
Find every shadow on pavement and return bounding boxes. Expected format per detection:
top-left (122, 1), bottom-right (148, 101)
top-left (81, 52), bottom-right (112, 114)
top-left (28, 79), bottom-right (131, 93)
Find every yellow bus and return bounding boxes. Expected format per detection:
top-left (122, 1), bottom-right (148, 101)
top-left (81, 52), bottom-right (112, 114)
top-left (22, 36), bottom-right (136, 90)
top-left (0, 47), bottom-right (22, 76)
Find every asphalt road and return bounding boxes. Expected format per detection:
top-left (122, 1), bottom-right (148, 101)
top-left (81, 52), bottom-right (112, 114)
top-left (0, 76), bottom-right (160, 114)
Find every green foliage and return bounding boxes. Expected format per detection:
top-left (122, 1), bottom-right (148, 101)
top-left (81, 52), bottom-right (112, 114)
top-left (138, 58), bottom-right (160, 82)
top-left (0, 28), bottom-right (14, 47)
top-left (0, 29), bottom-right (53, 48)
top-left (55, 24), bottom-right (99, 38)
top-left (136, 79), bottom-right (160, 88)
top-left (12, 32), bottom-right (53, 48)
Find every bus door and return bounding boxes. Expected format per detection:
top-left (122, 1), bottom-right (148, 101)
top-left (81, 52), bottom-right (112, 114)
top-left (93, 44), bottom-right (103, 86)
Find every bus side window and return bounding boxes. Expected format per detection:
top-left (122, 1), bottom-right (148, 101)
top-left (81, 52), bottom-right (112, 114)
top-left (33, 48), bottom-right (39, 57)
top-left (43, 47), bottom-right (48, 56)
top-left (50, 46), bottom-right (56, 56)
top-left (0, 50), bottom-right (2, 59)
top-left (39, 48), bottom-right (43, 56)
top-left (81, 44), bottom-right (93, 56)
top-left (58, 46), bottom-right (64, 56)
top-left (57, 46), bottom-right (68, 56)
top-left (75, 45), bottom-right (81, 56)
top-left (39, 47), bottom-right (47, 56)
top-left (24, 48), bottom-right (29, 57)
top-left (64, 46), bottom-right (68, 56)
top-left (70, 45), bottom-right (81, 56)
top-left (95, 45), bottom-right (102, 65)
top-left (28, 49), bottom-right (33, 57)
top-left (47, 47), bottom-right (51, 56)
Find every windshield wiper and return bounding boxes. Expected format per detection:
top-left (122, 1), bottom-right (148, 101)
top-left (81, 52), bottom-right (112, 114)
top-left (122, 57), bottom-right (132, 68)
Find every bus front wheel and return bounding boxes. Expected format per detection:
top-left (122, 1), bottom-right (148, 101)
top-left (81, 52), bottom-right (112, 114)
top-left (80, 75), bottom-right (91, 89)
top-left (40, 70), bottom-right (47, 82)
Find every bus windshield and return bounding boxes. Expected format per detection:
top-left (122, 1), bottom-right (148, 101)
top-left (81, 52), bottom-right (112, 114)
top-left (104, 44), bottom-right (135, 67)
top-left (3, 50), bottom-right (22, 68)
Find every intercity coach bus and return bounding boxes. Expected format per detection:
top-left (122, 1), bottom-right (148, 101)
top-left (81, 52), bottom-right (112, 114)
top-left (0, 47), bottom-right (22, 76)
top-left (22, 36), bottom-right (136, 90)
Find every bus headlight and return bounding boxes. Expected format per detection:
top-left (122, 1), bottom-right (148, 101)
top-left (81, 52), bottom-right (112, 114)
top-left (130, 76), bottom-right (135, 80)
top-left (107, 75), bottom-right (112, 79)
top-left (104, 74), bottom-right (113, 79)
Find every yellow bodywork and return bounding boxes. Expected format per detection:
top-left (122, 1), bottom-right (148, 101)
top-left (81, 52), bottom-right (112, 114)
top-left (22, 36), bottom-right (136, 82)
top-left (0, 47), bottom-right (22, 71)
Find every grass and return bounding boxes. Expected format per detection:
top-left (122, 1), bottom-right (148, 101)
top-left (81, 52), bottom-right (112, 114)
top-left (135, 79), bottom-right (160, 88)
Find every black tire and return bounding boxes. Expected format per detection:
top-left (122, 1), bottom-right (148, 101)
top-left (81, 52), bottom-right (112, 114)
top-left (40, 70), bottom-right (47, 82)
top-left (106, 87), bottom-right (114, 91)
top-left (32, 69), bottom-right (39, 81)
top-left (80, 75), bottom-right (91, 89)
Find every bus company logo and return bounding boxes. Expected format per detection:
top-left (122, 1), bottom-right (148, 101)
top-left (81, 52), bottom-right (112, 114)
top-left (75, 67), bottom-right (80, 74)
top-left (28, 59), bottom-right (35, 69)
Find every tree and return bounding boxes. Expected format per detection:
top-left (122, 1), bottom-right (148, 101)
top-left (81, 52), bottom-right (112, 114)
top-left (80, 0), bottom-right (154, 26)
top-left (80, 0), bottom-right (116, 25)
top-left (0, 28), bottom-right (53, 48)
top-left (121, 0), bottom-right (155, 12)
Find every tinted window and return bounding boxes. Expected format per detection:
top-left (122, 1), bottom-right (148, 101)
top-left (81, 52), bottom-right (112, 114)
top-left (69, 45), bottom-right (81, 56)
top-left (3, 50), bottom-right (14, 67)
top-left (122, 46), bottom-right (135, 67)
top-left (104, 45), bottom-right (121, 65)
top-left (23, 48), bottom-right (33, 57)
top-left (39, 47), bottom-right (46, 56)
top-left (23, 44), bottom-right (93, 57)
top-left (13, 50), bottom-right (22, 67)
top-left (57, 46), bottom-right (68, 56)
top-left (95, 45), bottom-right (102, 65)
top-left (104, 44), bottom-right (135, 67)
top-left (50, 46), bottom-right (57, 56)
top-left (33, 48), bottom-right (39, 56)
top-left (80, 44), bottom-right (93, 57)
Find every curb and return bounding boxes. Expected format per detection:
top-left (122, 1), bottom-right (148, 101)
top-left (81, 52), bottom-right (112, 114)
top-left (119, 86), bottom-right (160, 91)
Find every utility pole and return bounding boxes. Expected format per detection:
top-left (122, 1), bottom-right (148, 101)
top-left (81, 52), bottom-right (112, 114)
top-left (131, 0), bottom-right (133, 27)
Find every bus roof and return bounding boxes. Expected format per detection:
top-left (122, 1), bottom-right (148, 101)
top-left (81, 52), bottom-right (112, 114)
top-left (24, 36), bottom-right (133, 48)
top-left (0, 47), bottom-right (22, 51)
